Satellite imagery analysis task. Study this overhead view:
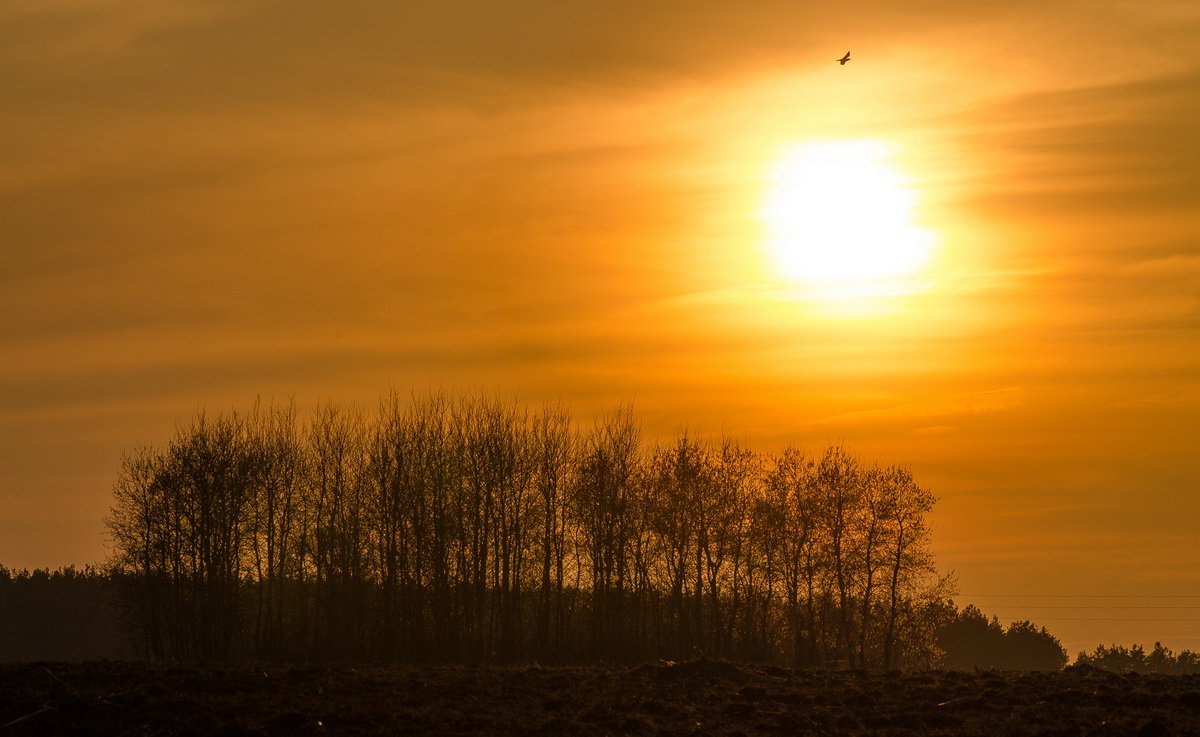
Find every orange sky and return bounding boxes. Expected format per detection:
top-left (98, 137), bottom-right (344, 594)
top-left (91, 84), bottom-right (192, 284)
top-left (2, 0), bottom-right (1199, 656)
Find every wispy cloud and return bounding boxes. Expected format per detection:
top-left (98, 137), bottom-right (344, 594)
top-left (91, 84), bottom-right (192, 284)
top-left (0, 0), bottom-right (236, 70)
top-left (1114, 384), bottom-right (1200, 409)
top-left (815, 388), bottom-right (1025, 427)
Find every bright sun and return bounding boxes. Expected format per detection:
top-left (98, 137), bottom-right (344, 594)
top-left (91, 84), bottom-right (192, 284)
top-left (762, 140), bottom-right (934, 296)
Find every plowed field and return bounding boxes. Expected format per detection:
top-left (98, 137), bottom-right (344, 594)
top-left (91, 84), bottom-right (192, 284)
top-left (2, 660), bottom-right (1199, 736)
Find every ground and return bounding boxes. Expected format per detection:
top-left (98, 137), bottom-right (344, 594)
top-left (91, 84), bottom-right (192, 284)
top-left (2, 659), bottom-right (1198, 736)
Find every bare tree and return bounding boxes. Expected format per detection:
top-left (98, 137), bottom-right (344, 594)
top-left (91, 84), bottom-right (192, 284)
top-left (107, 393), bottom-right (948, 667)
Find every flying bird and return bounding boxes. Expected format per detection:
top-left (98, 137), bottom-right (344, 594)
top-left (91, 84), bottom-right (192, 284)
top-left (837, 51), bottom-right (851, 65)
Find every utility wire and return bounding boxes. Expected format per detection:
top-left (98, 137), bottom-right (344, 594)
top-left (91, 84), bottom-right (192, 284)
top-left (980, 605), bottom-right (1200, 609)
top-left (990, 617), bottom-right (1200, 622)
top-left (962, 594), bottom-right (1200, 598)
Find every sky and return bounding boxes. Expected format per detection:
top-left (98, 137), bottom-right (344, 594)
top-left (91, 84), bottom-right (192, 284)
top-left (2, 0), bottom-right (1199, 655)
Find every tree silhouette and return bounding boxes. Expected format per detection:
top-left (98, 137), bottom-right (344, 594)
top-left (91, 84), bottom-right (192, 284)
top-left (0, 566), bottom-right (126, 661)
top-left (1074, 642), bottom-right (1200, 674)
top-left (105, 391), bottom-right (954, 666)
top-left (937, 604), bottom-right (1067, 671)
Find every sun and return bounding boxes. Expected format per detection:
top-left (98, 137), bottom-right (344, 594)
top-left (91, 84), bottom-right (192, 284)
top-left (762, 140), bottom-right (934, 296)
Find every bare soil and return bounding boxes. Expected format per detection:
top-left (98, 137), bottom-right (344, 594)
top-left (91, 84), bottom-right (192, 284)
top-left (2, 659), bottom-right (1198, 736)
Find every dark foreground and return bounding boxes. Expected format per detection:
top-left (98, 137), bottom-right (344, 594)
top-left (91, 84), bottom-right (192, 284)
top-left (3, 660), bottom-right (1199, 736)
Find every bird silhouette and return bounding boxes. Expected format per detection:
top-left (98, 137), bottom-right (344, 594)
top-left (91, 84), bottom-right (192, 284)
top-left (837, 51), bottom-right (851, 65)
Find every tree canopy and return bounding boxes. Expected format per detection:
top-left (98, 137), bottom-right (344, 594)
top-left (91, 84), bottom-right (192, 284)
top-left (106, 392), bottom-right (949, 666)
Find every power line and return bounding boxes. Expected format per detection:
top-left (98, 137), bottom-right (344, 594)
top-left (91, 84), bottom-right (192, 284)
top-left (962, 594), bottom-right (1200, 598)
top-left (989, 617), bottom-right (1200, 622)
top-left (981, 605), bottom-right (1200, 610)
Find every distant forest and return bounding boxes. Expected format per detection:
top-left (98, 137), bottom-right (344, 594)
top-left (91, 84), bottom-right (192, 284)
top-left (4, 392), bottom-right (1075, 669)
top-left (937, 605), bottom-right (1067, 671)
top-left (1073, 643), bottom-right (1200, 674)
top-left (0, 566), bottom-right (126, 661)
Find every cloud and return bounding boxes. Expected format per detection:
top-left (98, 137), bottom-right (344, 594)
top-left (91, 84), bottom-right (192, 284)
top-left (0, 0), bottom-right (237, 71)
top-left (815, 388), bottom-right (1025, 427)
top-left (910, 425), bottom-right (955, 436)
top-left (3, 0), bottom-right (1104, 114)
top-left (958, 71), bottom-right (1200, 220)
top-left (1113, 384), bottom-right (1200, 409)
top-left (1126, 254), bottom-right (1200, 276)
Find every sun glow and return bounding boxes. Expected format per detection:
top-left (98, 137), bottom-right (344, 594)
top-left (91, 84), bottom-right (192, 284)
top-left (763, 140), bottom-right (935, 297)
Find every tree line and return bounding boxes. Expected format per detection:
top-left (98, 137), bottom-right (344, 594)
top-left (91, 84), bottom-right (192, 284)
top-left (0, 565), bottom-right (126, 661)
top-left (0, 564), bottom-right (1073, 670)
top-left (935, 604), bottom-right (1068, 671)
top-left (105, 392), bottom-right (952, 666)
top-left (1074, 643), bottom-right (1200, 674)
